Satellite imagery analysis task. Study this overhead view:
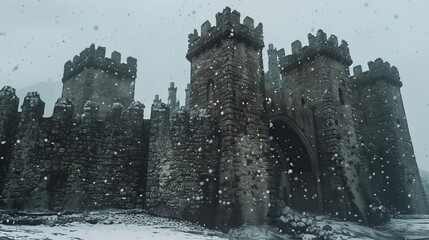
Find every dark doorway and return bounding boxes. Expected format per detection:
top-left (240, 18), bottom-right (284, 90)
top-left (46, 173), bottom-right (68, 210)
top-left (269, 120), bottom-right (320, 212)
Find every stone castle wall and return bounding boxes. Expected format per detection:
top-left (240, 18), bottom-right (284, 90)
top-left (0, 88), bottom-right (148, 211)
top-left (0, 6), bottom-right (427, 230)
top-left (145, 102), bottom-right (219, 226)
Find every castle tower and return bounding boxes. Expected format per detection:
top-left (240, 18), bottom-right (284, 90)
top-left (0, 87), bottom-right (19, 188)
top-left (61, 44), bottom-right (137, 117)
top-left (278, 30), bottom-right (370, 222)
top-left (353, 59), bottom-right (428, 214)
top-left (186, 7), bottom-right (272, 227)
top-left (265, 44), bottom-right (281, 90)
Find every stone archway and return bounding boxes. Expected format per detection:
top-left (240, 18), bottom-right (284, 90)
top-left (269, 116), bottom-right (323, 212)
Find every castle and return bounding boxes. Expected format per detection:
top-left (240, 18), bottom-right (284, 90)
top-left (0, 7), bottom-right (427, 228)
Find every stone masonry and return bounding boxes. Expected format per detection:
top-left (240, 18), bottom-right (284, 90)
top-left (62, 44), bottom-right (137, 117)
top-left (0, 47), bottom-right (147, 211)
top-left (0, 6), bottom-right (427, 230)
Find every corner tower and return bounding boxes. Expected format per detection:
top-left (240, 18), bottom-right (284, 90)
top-left (353, 59), bottom-right (428, 214)
top-left (186, 7), bottom-right (272, 227)
top-left (61, 44), bottom-right (137, 117)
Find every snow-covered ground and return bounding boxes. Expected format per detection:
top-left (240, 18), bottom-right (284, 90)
top-left (0, 210), bottom-right (428, 240)
top-left (0, 223), bottom-right (226, 240)
top-left (0, 211), bottom-right (230, 240)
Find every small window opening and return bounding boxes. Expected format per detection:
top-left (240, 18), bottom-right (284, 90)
top-left (338, 88), bottom-right (345, 105)
top-left (363, 112), bottom-right (368, 127)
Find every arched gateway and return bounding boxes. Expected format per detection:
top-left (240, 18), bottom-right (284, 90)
top-left (269, 116), bottom-right (323, 212)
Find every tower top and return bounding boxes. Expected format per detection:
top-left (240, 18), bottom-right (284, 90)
top-left (353, 58), bottom-right (402, 87)
top-left (186, 7), bottom-right (264, 60)
top-left (279, 30), bottom-right (352, 72)
top-left (62, 44), bottom-right (137, 83)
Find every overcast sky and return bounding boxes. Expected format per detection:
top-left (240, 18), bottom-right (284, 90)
top-left (1, 0), bottom-right (428, 171)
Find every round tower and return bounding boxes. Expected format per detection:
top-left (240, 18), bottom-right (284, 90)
top-left (353, 59), bottom-right (428, 214)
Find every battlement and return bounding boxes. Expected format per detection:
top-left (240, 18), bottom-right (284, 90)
top-left (279, 30), bottom-right (352, 72)
top-left (62, 44), bottom-right (137, 83)
top-left (80, 99), bottom-right (145, 121)
top-left (186, 7), bottom-right (264, 60)
top-left (21, 91), bottom-right (45, 116)
top-left (0, 86), bottom-right (18, 99)
top-left (124, 101), bottom-right (145, 118)
top-left (51, 98), bottom-right (74, 120)
top-left (353, 58), bottom-right (402, 87)
top-left (0, 85), bottom-right (144, 123)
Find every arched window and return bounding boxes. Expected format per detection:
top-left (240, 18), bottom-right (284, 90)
top-left (207, 79), bottom-right (214, 103)
top-left (338, 87), bottom-right (345, 105)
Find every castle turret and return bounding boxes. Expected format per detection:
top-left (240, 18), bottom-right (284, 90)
top-left (61, 44), bottom-right (137, 117)
top-left (186, 7), bottom-right (271, 227)
top-left (167, 82), bottom-right (179, 112)
top-left (265, 44), bottom-right (281, 90)
top-left (353, 59), bottom-right (428, 214)
top-left (184, 83), bottom-right (191, 110)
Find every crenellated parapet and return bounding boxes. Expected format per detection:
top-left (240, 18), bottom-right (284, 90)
top-left (168, 106), bottom-right (212, 124)
top-left (109, 102), bottom-right (124, 120)
top-left (62, 44), bottom-right (137, 83)
top-left (279, 30), bottom-right (352, 72)
top-left (52, 98), bottom-right (74, 121)
top-left (74, 99), bottom-right (145, 123)
top-left (0, 86), bottom-right (19, 115)
top-left (186, 7), bottom-right (264, 60)
top-left (21, 92), bottom-right (45, 119)
top-left (123, 101), bottom-right (145, 128)
top-left (124, 101), bottom-right (145, 115)
top-left (82, 100), bottom-right (100, 121)
top-left (0, 86), bottom-right (18, 100)
top-left (1, 91), bottom-right (148, 211)
top-left (352, 58), bottom-right (402, 87)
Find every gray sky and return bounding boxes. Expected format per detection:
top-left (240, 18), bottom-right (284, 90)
top-left (1, 0), bottom-right (428, 171)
